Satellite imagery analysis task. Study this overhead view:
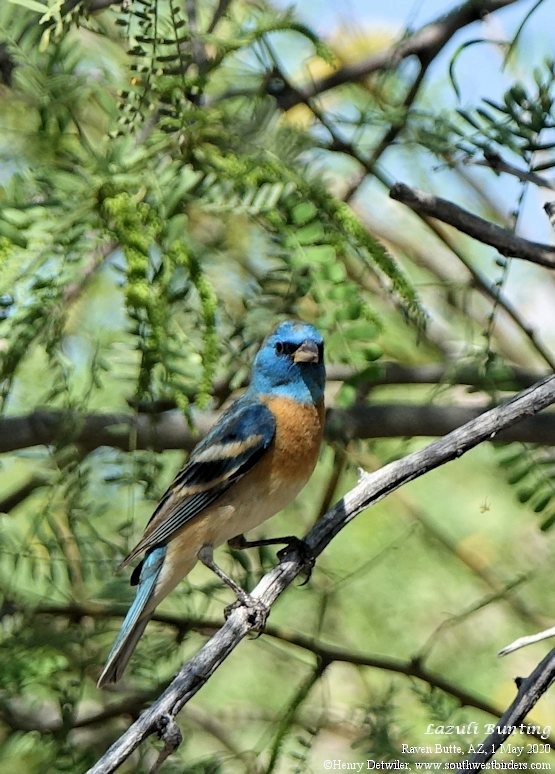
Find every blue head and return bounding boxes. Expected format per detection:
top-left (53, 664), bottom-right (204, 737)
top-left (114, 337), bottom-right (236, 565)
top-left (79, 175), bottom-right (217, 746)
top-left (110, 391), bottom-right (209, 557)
top-left (249, 320), bottom-right (325, 404)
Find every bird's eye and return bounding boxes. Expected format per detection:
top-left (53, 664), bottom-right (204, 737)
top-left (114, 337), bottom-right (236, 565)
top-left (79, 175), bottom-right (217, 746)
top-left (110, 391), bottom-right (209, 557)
top-left (275, 341), bottom-right (296, 356)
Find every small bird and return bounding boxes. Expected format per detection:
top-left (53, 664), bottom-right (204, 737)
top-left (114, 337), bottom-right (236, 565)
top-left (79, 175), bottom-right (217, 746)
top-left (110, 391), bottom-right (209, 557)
top-left (97, 320), bottom-right (325, 686)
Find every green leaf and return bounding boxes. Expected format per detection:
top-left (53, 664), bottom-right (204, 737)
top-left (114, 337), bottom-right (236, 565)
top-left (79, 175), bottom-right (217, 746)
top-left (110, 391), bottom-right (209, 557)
top-left (532, 490), bottom-right (553, 513)
top-left (516, 486), bottom-right (534, 503)
top-left (507, 464), bottom-right (533, 486)
top-left (540, 511), bottom-right (555, 531)
top-left (6, 0), bottom-right (48, 12)
top-left (449, 39), bottom-right (490, 102)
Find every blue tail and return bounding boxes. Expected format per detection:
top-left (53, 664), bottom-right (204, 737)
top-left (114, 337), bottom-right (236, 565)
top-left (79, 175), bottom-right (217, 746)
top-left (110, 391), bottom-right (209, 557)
top-left (97, 546), bottom-right (166, 687)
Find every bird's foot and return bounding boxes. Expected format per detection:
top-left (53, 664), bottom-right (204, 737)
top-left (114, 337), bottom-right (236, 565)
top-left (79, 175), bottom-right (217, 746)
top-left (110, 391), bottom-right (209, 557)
top-left (277, 537), bottom-right (315, 585)
top-left (198, 544), bottom-right (268, 632)
top-left (224, 592), bottom-right (269, 633)
top-left (229, 532), bottom-right (300, 551)
top-left (198, 544), bottom-right (244, 596)
top-left (228, 533), bottom-right (314, 583)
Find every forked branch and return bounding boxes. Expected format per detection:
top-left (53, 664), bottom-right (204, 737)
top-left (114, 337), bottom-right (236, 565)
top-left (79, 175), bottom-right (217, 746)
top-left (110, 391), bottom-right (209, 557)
top-left (390, 183), bottom-right (555, 268)
top-left (88, 375), bottom-right (555, 772)
top-left (457, 649), bottom-right (555, 772)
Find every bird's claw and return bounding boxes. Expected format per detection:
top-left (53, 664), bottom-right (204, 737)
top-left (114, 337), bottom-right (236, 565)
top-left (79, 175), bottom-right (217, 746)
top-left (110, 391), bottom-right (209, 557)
top-left (224, 592), bottom-right (269, 634)
top-left (276, 535), bottom-right (308, 560)
top-left (277, 537), bottom-right (315, 585)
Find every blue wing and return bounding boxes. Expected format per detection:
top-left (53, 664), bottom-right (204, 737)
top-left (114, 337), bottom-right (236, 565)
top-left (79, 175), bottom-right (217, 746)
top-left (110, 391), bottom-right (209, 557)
top-left (120, 397), bottom-right (276, 568)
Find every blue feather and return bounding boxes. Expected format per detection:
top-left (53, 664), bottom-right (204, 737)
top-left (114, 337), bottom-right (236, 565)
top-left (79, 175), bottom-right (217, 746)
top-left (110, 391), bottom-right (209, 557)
top-left (98, 319), bottom-right (326, 686)
top-left (97, 546), bottom-right (166, 686)
top-left (122, 400), bottom-right (276, 557)
top-left (250, 321), bottom-right (325, 404)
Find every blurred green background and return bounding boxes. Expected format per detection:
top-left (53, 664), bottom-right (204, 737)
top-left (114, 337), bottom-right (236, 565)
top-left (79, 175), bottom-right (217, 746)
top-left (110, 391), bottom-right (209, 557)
top-left (0, 0), bottom-right (554, 771)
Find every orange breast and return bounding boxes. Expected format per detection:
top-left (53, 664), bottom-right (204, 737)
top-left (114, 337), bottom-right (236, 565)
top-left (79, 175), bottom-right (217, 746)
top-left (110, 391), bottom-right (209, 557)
top-left (126, 394), bottom-right (326, 576)
top-left (260, 395), bottom-right (325, 484)
top-left (143, 396), bottom-right (326, 602)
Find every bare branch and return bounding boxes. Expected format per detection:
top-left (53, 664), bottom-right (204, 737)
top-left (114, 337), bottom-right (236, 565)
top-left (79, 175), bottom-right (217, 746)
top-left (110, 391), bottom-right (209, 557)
top-left (15, 601), bottom-right (551, 746)
top-left (12, 608), bottom-right (555, 754)
top-left (0, 689), bottom-right (158, 733)
top-left (87, 375), bottom-right (555, 773)
top-left (63, 242), bottom-right (115, 303)
top-left (0, 474), bottom-right (48, 514)
top-left (499, 626), bottom-right (555, 656)
top-left (472, 151), bottom-right (555, 190)
top-left (426, 219), bottom-right (555, 370)
top-left (267, 18), bottom-right (555, 367)
top-left (373, 169), bottom-right (555, 370)
top-left (390, 183), bottom-right (555, 269)
top-left (344, 63), bottom-right (432, 203)
top-left (404, 503), bottom-right (545, 630)
top-left (329, 362), bottom-right (546, 391)
top-left (273, 0), bottom-right (520, 110)
top-left (0, 408), bottom-right (209, 454)
top-left (326, 403), bottom-right (555, 445)
top-left (2, 399), bottom-right (555, 457)
top-left (141, 362), bottom-right (548, 410)
top-left (0, 42), bottom-right (14, 85)
top-left (206, 0), bottom-right (233, 34)
top-left (457, 649), bottom-right (555, 772)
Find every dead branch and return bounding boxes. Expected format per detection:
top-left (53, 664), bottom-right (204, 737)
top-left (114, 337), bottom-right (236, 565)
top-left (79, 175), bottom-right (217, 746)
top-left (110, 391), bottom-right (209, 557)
top-left (472, 152), bottom-right (555, 190)
top-left (272, 0), bottom-right (520, 110)
top-left (2, 400), bottom-right (555, 457)
top-left (87, 375), bottom-right (555, 772)
top-left (457, 649), bottom-right (555, 771)
top-left (390, 183), bottom-right (555, 268)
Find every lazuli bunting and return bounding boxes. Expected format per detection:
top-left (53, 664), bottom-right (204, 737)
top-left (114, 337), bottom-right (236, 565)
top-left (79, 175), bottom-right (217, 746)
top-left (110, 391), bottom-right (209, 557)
top-left (97, 320), bottom-right (325, 686)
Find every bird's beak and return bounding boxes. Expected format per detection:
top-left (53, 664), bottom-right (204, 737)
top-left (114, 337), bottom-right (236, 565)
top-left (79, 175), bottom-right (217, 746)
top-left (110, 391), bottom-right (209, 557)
top-left (293, 339), bottom-right (320, 363)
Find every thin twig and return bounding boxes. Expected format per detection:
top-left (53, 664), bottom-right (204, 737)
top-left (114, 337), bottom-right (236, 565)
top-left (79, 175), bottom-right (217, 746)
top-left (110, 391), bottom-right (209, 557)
top-left (395, 492), bottom-right (546, 630)
top-left (499, 626), bottom-right (555, 656)
top-left (265, 660), bottom-right (328, 773)
top-left (0, 474), bottom-right (49, 514)
top-left (457, 649), bottom-right (555, 771)
top-left (344, 63), bottom-right (431, 203)
top-left (390, 183), bottom-right (555, 268)
top-left (63, 242), bottom-right (115, 303)
top-left (426, 219), bottom-right (555, 370)
top-left (26, 603), bottom-right (554, 745)
top-left (206, 0), bottom-right (233, 34)
top-left (184, 0), bottom-right (204, 71)
top-left (274, 80), bottom-right (555, 368)
top-left (472, 151), bottom-right (555, 191)
top-left (272, 0), bottom-right (520, 110)
top-left (374, 167), bottom-right (555, 370)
